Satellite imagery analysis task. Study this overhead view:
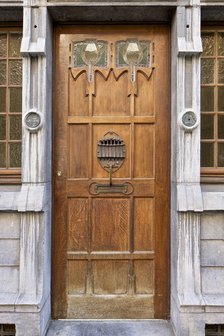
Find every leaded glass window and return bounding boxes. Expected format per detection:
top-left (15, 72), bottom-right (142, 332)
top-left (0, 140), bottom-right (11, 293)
top-left (201, 29), bottom-right (224, 177)
top-left (0, 29), bottom-right (22, 183)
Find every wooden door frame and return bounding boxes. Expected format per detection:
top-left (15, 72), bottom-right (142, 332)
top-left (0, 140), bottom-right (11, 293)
top-left (52, 24), bottom-right (170, 320)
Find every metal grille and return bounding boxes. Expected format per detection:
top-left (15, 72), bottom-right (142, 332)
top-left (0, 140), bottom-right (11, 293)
top-left (205, 324), bottom-right (224, 336)
top-left (0, 324), bottom-right (15, 336)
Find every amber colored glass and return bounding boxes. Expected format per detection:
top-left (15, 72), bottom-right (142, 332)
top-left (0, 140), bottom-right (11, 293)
top-left (9, 60), bottom-right (22, 85)
top-left (218, 59), bottom-right (224, 84)
top-left (201, 59), bottom-right (214, 84)
top-left (9, 143), bottom-right (21, 167)
top-left (0, 34), bottom-right (7, 58)
top-left (218, 33), bottom-right (224, 56)
top-left (9, 115), bottom-right (22, 140)
top-left (0, 143), bottom-right (6, 168)
top-left (0, 87), bottom-right (6, 112)
top-left (9, 33), bottom-right (22, 57)
top-left (0, 60), bottom-right (7, 85)
top-left (201, 114), bottom-right (214, 139)
top-left (10, 87), bottom-right (22, 112)
top-left (0, 115), bottom-right (6, 140)
top-left (201, 142), bottom-right (214, 167)
top-left (201, 87), bottom-right (214, 111)
top-left (202, 32), bottom-right (215, 56)
top-left (218, 115), bottom-right (224, 139)
top-left (218, 143), bottom-right (224, 167)
top-left (218, 87), bottom-right (224, 111)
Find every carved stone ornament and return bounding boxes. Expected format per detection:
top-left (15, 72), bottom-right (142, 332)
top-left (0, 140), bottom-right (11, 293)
top-left (23, 110), bottom-right (43, 132)
top-left (178, 110), bottom-right (198, 131)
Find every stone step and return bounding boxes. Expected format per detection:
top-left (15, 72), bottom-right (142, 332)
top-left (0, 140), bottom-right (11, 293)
top-left (46, 320), bottom-right (175, 336)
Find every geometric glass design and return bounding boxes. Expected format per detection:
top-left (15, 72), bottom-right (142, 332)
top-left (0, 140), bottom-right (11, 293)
top-left (116, 39), bottom-right (150, 68)
top-left (73, 40), bottom-right (108, 68)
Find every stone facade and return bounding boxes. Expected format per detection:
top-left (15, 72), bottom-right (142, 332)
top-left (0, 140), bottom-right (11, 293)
top-left (0, 0), bottom-right (224, 335)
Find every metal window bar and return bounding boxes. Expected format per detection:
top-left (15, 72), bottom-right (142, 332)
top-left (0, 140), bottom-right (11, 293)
top-left (205, 324), bottom-right (224, 336)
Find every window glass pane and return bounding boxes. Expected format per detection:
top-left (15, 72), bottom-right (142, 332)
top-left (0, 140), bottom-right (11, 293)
top-left (201, 87), bottom-right (214, 111)
top-left (9, 143), bottom-right (21, 167)
top-left (218, 115), bottom-right (224, 139)
top-left (9, 60), bottom-right (22, 85)
top-left (0, 88), bottom-right (6, 112)
top-left (201, 114), bottom-right (214, 139)
top-left (9, 115), bottom-right (22, 140)
top-left (218, 59), bottom-right (224, 84)
top-left (0, 143), bottom-right (6, 168)
top-left (218, 143), bottom-right (224, 167)
top-left (0, 115), bottom-right (6, 140)
top-left (201, 142), bottom-right (214, 167)
top-left (10, 87), bottom-right (22, 112)
top-left (9, 33), bottom-right (22, 57)
top-left (0, 34), bottom-right (7, 58)
top-left (0, 60), bottom-right (7, 85)
top-left (201, 59), bottom-right (214, 84)
top-left (218, 87), bottom-right (224, 111)
top-left (218, 32), bottom-right (224, 56)
top-left (202, 32), bottom-right (215, 56)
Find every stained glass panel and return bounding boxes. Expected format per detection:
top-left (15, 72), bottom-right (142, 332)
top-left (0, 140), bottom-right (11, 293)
top-left (73, 40), bottom-right (108, 68)
top-left (201, 142), bottom-right (214, 167)
top-left (201, 87), bottom-right (214, 111)
top-left (218, 115), bottom-right (224, 139)
top-left (9, 33), bottom-right (22, 57)
top-left (0, 60), bottom-right (6, 85)
top-left (9, 143), bottom-right (21, 167)
top-left (0, 34), bottom-right (7, 58)
top-left (0, 115), bottom-right (6, 140)
top-left (218, 143), bottom-right (224, 167)
top-left (202, 32), bottom-right (215, 56)
top-left (0, 143), bottom-right (6, 168)
top-left (218, 60), bottom-right (224, 83)
top-left (10, 87), bottom-right (22, 112)
top-left (218, 33), bottom-right (224, 56)
top-left (201, 59), bottom-right (214, 84)
top-left (9, 60), bottom-right (22, 85)
top-left (201, 114), bottom-right (214, 139)
top-left (116, 40), bottom-right (150, 68)
top-left (0, 88), bottom-right (6, 112)
top-left (9, 115), bottom-right (22, 140)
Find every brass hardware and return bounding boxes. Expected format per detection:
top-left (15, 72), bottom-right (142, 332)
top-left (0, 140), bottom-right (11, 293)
top-left (89, 181), bottom-right (133, 195)
top-left (57, 171), bottom-right (62, 177)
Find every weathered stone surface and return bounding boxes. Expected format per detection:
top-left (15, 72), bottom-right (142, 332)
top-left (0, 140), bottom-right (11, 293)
top-left (201, 213), bottom-right (224, 240)
top-left (202, 267), bottom-right (224, 294)
top-left (47, 320), bottom-right (175, 336)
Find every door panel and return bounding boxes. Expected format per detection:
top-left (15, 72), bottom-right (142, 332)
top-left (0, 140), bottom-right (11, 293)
top-left (53, 25), bottom-right (169, 319)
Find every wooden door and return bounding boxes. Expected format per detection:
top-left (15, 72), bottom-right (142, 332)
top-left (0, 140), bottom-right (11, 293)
top-left (53, 25), bottom-right (169, 319)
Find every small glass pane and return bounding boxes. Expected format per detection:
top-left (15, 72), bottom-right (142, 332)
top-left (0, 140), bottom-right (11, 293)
top-left (202, 32), bottom-right (215, 56)
top-left (201, 87), bottom-right (214, 111)
top-left (0, 115), bottom-right (6, 140)
top-left (0, 60), bottom-right (7, 85)
top-left (9, 143), bottom-right (21, 167)
top-left (0, 87), bottom-right (6, 112)
top-left (9, 60), bottom-right (22, 85)
top-left (218, 32), bottom-right (224, 56)
top-left (201, 142), bottom-right (214, 167)
top-left (0, 143), bottom-right (6, 168)
top-left (218, 87), bottom-right (224, 111)
top-left (201, 114), bottom-right (214, 139)
top-left (218, 59), bottom-right (224, 84)
top-left (3, 324), bottom-right (15, 331)
top-left (0, 34), bottom-right (7, 58)
top-left (218, 143), bottom-right (224, 167)
top-left (10, 87), bottom-right (22, 112)
top-left (9, 33), bottom-right (22, 57)
top-left (218, 115), bottom-right (224, 139)
top-left (9, 115), bottom-right (22, 140)
top-left (201, 59), bottom-right (214, 84)
top-left (73, 40), bottom-right (108, 68)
